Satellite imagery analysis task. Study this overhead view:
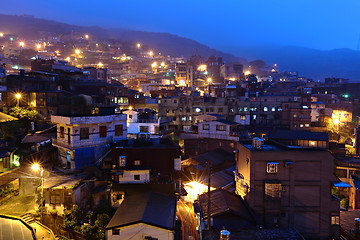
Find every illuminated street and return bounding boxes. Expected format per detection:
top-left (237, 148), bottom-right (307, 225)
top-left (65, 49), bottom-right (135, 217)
top-left (177, 199), bottom-right (199, 240)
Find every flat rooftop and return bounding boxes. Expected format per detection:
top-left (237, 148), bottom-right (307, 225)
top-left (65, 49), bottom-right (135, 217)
top-left (242, 141), bottom-right (327, 152)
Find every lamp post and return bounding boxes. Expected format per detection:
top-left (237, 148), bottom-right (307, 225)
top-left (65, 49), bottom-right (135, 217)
top-left (32, 163), bottom-right (44, 223)
top-left (15, 93), bottom-right (21, 107)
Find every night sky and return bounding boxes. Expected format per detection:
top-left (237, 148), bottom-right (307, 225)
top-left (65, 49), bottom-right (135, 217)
top-left (1, 0), bottom-right (360, 52)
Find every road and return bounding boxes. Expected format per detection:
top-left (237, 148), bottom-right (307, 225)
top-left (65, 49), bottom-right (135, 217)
top-left (177, 198), bottom-right (199, 240)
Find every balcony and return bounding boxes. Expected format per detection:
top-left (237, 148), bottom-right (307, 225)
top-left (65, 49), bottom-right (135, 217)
top-left (52, 136), bottom-right (113, 149)
top-left (128, 119), bottom-right (159, 124)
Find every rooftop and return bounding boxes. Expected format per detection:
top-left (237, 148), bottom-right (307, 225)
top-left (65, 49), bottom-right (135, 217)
top-left (106, 192), bottom-right (176, 230)
top-left (267, 130), bottom-right (329, 142)
top-left (0, 215), bottom-right (36, 240)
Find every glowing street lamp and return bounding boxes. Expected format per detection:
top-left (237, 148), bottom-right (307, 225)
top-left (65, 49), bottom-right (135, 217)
top-left (137, 43), bottom-right (141, 48)
top-left (19, 41), bottom-right (25, 48)
top-left (161, 62), bottom-right (165, 67)
top-left (75, 49), bottom-right (81, 55)
top-left (32, 163), bottom-right (44, 223)
top-left (244, 70), bottom-right (251, 76)
top-left (15, 93), bottom-right (21, 107)
top-left (149, 51), bottom-right (153, 57)
top-left (97, 62), bottom-right (104, 68)
top-left (207, 78), bottom-right (212, 83)
top-left (36, 44), bottom-right (41, 50)
top-left (0, 33), bottom-right (4, 37)
top-left (85, 34), bottom-right (89, 39)
top-left (151, 62), bottom-right (157, 68)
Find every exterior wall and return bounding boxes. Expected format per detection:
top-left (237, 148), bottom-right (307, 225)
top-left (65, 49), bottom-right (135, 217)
top-left (106, 223), bottom-right (174, 240)
top-left (118, 170), bottom-right (150, 184)
top-left (235, 144), bottom-right (339, 239)
top-left (234, 114), bottom-right (250, 125)
top-left (197, 121), bottom-right (238, 141)
top-left (52, 114), bottom-right (127, 169)
top-left (52, 114), bottom-right (127, 149)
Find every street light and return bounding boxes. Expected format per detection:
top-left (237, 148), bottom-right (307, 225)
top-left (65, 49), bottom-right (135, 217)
top-left (32, 163), bottom-right (44, 223)
top-left (15, 93), bottom-right (21, 107)
top-left (137, 43), bottom-right (141, 48)
top-left (19, 41), bottom-right (25, 48)
top-left (207, 78), bottom-right (212, 83)
top-left (36, 44), bottom-right (41, 50)
top-left (0, 33), bottom-right (4, 37)
top-left (75, 49), bottom-right (81, 55)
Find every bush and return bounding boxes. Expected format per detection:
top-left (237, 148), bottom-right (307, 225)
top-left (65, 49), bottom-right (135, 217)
top-left (340, 198), bottom-right (349, 209)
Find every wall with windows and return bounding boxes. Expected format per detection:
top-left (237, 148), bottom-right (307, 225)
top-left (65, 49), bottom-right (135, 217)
top-left (197, 121), bottom-right (238, 141)
top-left (235, 143), bottom-right (340, 239)
top-left (106, 223), bottom-right (174, 240)
top-left (117, 169), bottom-right (150, 184)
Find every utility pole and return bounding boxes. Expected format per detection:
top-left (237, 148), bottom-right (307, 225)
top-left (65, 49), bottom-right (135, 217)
top-left (207, 160), bottom-right (211, 230)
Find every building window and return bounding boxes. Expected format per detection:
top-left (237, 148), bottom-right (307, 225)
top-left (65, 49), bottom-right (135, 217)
top-left (203, 124), bottom-right (210, 130)
top-left (240, 115), bottom-right (246, 121)
top-left (115, 125), bottom-right (123, 136)
top-left (267, 162), bottom-right (278, 173)
top-left (134, 160), bottom-right (140, 166)
top-left (80, 128), bottom-right (89, 140)
top-left (305, 123), bottom-right (310, 127)
top-left (264, 107), bottom-right (268, 112)
top-left (244, 107), bottom-right (248, 112)
top-left (60, 126), bottom-right (64, 138)
top-left (271, 107), bottom-right (276, 112)
top-left (216, 125), bottom-right (226, 131)
top-left (218, 108), bottom-right (223, 113)
top-left (140, 126), bottom-right (149, 133)
top-left (265, 183), bottom-right (281, 199)
top-left (134, 175), bottom-right (140, 180)
top-left (112, 229), bottom-right (120, 235)
top-left (129, 114), bottom-right (133, 119)
top-left (50, 191), bottom-right (61, 204)
top-left (238, 108), bottom-right (242, 112)
top-left (300, 124), bottom-right (304, 128)
top-left (331, 216), bottom-right (340, 225)
top-left (119, 156), bottom-right (126, 167)
top-left (99, 126), bottom-right (107, 138)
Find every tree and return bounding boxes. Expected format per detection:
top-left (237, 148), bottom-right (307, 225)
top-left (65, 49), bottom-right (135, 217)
top-left (9, 107), bottom-right (38, 122)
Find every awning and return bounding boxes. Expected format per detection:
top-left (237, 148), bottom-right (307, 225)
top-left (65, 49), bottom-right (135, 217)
top-left (333, 181), bottom-right (352, 188)
top-left (267, 162), bottom-right (279, 164)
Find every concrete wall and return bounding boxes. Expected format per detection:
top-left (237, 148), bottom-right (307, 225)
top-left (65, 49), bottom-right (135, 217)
top-left (118, 170), bottom-right (150, 184)
top-left (235, 144), bottom-right (340, 239)
top-left (106, 223), bottom-right (174, 240)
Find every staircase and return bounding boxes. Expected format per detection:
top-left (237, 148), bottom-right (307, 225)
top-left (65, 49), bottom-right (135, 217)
top-left (20, 213), bottom-right (35, 224)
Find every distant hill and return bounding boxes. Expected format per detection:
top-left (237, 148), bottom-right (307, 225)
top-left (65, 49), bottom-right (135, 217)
top-left (232, 45), bottom-right (360, 81)
top-left (0, 14), bottom-right (359, 81)
top-left (0, 14), bottom-right (244, 63)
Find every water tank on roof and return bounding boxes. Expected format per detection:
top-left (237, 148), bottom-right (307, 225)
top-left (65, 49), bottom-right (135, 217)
top-left (220, 230), bottom-right (230, 240)
top-left (252, 137), bottom-right (263, 150)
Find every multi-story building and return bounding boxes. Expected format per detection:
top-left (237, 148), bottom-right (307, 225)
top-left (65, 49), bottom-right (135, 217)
top-left (234, 139), bottom-right (340, 239)
top-left (175, 62), bottom-right (193, 87)
top-left (51, 113), bottom-right (127, 169)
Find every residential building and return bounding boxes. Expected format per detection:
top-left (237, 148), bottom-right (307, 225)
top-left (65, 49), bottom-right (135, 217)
top-left (51, 113), bottom-right (127, 170)
top-left (196, 189), bottom-right (256, 231)
top-left (106, 192), bottom-right (176, 240)
top-left (175, 62), bottom-right (193, 87)
top-left (234, 139), bottom-right (340, 239)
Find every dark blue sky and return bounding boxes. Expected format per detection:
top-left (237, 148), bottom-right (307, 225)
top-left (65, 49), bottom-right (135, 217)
top-left (1, 0), bottom-right (360, 52)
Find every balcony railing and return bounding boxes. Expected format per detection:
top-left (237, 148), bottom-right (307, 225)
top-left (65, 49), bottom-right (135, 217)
top-left (52, 136), bottom-right (113, 149)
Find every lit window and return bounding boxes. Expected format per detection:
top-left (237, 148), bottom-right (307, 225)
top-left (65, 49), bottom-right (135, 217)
top-left (239, 108), bottom-right (243, 112)
top-left (267, 162), bottom-right (278, 173)
top-left (271, 107), bottom-right (276, 112)
top-left (181, 116), bottom-right (186, 121)
top-left (240, 115), bottom-right (246, 120)
top-left (278, 107), bottom-right (282, 111)
top-left (244, 107), bottom-right (248, 112)
top-left (60, 126), bottom-right (64, 138)
top-left (195, 107), bottom-right (201, 113)
top-left (216, 125), bottom-right (226, 131)
top-left (331, 216), bottom-right (340, 225)
top-left (300, 124), bottom-right (304, 128)
top-left (253, 115), bottom-right (257, 120)
top-left (264, 107), bottom-right (268, 112)
top-left (119, 156), bottom-right (126, 167)
top-left (305, 123), bottom-right (310, 127)
top-left (265, 183), bottom-right (281, 199)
